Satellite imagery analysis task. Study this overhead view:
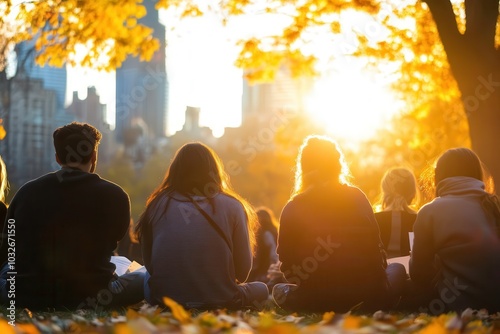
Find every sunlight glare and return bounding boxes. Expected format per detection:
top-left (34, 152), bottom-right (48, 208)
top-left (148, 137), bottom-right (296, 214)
top-left (305, 70), bottom-right (402, 143)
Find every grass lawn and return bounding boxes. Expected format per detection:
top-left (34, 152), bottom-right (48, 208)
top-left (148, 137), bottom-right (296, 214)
top-left (1, 299), bottom-right (499, 334)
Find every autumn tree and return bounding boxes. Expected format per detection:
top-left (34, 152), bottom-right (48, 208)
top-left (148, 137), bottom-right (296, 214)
top-left (356, 0), bottom-right (499, 189)
top-left (0, 0), bottom-right (159, 71)
top-left (157, 0), bottom-right (497, 186)
top-left (214, 0), bottom-right (500, 188)
top-left (352, 2), bottom-right (471, 202)
top-left (3, 0), bottom-right (500, 186)
top-left (421, 0), bottom-right (500, 188)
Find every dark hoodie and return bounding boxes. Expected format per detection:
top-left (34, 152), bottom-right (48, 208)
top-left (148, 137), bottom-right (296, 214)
top-left (0, 168), bottom-right (130, 309)
top-left (277, 183), bottom-right (389, 313)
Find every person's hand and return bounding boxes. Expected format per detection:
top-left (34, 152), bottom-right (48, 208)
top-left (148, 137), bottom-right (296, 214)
top-left (267, 261), bottom-right (285, 282)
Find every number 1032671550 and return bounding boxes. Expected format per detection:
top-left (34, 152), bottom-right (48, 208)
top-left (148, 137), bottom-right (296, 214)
top-left (7, 219), bottom-right (16, 272)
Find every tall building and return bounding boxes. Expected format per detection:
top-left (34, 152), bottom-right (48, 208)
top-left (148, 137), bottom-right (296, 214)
top-left (169, 106), bottom-right (215, 149)
top-left (2, 75), bottom-right (57, 186)
top-left (15, 42), bottom-right (70, 127)
top-left (1, 42), bottom-right (73, 187)
top-left (242, 68), bottom-right (313, 122)
top-left (115, 0), bottom-right (168, 144)
top-left (66, 87), bottom-right (115, 164)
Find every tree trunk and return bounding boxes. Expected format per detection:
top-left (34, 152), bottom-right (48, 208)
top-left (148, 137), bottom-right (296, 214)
top-left (424, 0), bottom-right (500, 191)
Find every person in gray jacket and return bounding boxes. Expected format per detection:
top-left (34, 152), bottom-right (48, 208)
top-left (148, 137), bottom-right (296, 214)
top-left (410, 147), bottom-right (500, 314)
top-left (135, 142), bottom-right (268, 310)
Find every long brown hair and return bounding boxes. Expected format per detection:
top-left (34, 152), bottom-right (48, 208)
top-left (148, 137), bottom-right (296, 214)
top-left (291, 135), bottom-right (352, 199)
top-left (135, 142), bottom-right (258, 253)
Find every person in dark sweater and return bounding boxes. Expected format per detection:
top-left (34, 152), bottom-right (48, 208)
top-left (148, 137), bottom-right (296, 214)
top-left (374, 167), bottom-right (420, 258)
top-left (272, 135), bottom-right (406, 313)
top-left (0, 122), bottom-right (144, 310)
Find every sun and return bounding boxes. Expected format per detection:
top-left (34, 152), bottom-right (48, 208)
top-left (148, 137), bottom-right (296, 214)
top-left (305, 67), bottom-right (403, 144)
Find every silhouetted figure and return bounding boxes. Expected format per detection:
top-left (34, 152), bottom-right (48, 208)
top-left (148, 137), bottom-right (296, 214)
top-left (374, 167), bottom-right (420, 258)
top-left (410, 147), bottom-right (500, 313)
top-left (0, 122), bottom-right (144, 310)
top-left (248, 207), bottom-right (279, 285)
top-left (272, 135), bottom-right (405, 313)
top-left (136, 142), bottom-right (268, 310)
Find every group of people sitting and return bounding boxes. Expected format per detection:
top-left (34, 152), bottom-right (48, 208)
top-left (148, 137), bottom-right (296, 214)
top-left (0, 122), bottom-right (499, 314)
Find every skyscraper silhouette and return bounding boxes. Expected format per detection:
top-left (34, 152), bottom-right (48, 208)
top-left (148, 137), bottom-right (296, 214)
top-left (115, 0), bottom-right (168, 144)
top-left (0, 41), bottom-right (73, 187)
top-left (15, 41), bottom-right (68, 124)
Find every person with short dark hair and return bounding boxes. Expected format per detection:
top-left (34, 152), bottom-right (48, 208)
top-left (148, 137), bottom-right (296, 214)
top-left (410, 147), bottom-right (500, 313)
top-left (0, 122), bottom-right (144, 310)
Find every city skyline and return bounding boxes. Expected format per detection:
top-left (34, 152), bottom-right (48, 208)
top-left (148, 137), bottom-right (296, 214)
top-left (64, 7), bottom-right (402, 141)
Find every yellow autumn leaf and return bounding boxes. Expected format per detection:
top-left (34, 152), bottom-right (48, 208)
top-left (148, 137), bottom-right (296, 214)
top-left (114, 323), bottom-right (134, 334)
top-left (343, 315), bottom-right (362, 329)
top-left (0, 320), bottom-right (15, 334)
top-left (198, 311), bottom-right (218, 327)
top-left (0, 124), bottom-right (6, 140)
top-left (126, 17), bottom-right (137, 27)
top-left (16, 323), bottom-right (41, 334)
top-left (418, 321), bottom-right (448, 334)
top-left (322, 311), bottom-right (335, 323)
top-left (126, 308), bottom-right (140, 319)
top-left (260, 323), bottom-right (301, 334)
top-left (257, 312), bottom-right (276, 328)
top-left (163, 296), bottom-right (191, 324)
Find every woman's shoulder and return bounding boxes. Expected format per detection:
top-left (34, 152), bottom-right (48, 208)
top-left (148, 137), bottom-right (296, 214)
top-left (415, 197), bottom-right (449, 219)
top-left (337, 184), bottom-right (372, 206)
top-left (286, 184), bottom-right (368, 207)
top-left (213, 193), bottom-right (245, 209)
top-left (419, 196), bottom-right (454, 210)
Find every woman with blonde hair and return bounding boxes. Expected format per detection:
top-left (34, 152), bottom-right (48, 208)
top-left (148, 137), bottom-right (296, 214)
top-left (375, 167), bottom-right (420, 258)
top-left (136, 142), bottom-right (268, 309)
top-left (410, 147), bottom-right (500, 313)
top-left (273, 135), bottom-right (404, 312)
top-left (0, 155), bottom-right (8, 225)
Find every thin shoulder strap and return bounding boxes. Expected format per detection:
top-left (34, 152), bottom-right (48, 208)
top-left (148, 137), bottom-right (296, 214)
top-left (189, 197), bottom-right (232, 252)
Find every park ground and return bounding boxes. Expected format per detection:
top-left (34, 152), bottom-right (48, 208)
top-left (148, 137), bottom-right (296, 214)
top-left (1, 299), bottom-right (500, 334)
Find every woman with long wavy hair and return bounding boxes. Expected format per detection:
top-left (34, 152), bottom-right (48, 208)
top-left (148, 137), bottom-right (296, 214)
top-left (410, 147), bottom-right (500, 313)
top-left (136, 142), bottom-right (268, 309)
top-left (272, 135), bottom-right (405, 313)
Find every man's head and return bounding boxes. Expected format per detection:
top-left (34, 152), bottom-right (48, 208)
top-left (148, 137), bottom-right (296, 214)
top-left (53, 122), bottom-right (102, 172)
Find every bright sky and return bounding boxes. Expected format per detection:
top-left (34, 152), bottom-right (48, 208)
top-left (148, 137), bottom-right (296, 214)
top-left (66, 11), bottom-right (244, 137)
top-left (66, 6), bottom-right (403, 141)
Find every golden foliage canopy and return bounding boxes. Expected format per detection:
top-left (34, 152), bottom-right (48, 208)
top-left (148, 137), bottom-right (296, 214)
top-left (0, 0), bottom-right (159, 71)
top-left (0, 0), bottom-right (385, 75)
top-left (0, 0), bottom-right (466, 90)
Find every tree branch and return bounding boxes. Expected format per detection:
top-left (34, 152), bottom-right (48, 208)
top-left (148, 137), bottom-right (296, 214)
top-left (464, 0), bottom-right (498, 52)
top-left (422, 0), bottom-right (463, 55)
